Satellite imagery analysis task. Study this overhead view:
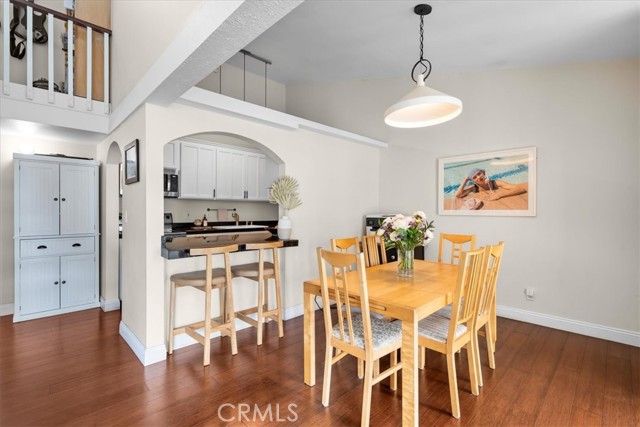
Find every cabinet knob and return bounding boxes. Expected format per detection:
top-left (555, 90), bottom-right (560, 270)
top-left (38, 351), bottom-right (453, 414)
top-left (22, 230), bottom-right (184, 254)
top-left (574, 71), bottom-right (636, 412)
top-left (54, 197), bottom-right (58, 201)
top-left (37, 245), bottom-right (47, 249)
top-left (61, 198), bottom-right (66, 201)
top-left (62, 281), bottom-right (66, 284)
top-left (54, 281), bottom-right (59, 285)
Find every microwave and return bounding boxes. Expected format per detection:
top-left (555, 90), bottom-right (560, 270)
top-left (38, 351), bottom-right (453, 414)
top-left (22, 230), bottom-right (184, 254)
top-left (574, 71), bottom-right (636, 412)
top-left (164, 173), bottom-right (179, 198)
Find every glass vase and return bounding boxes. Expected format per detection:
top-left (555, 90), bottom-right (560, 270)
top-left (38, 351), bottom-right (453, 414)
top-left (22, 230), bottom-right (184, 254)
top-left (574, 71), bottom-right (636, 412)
top-left (397, 248), bottom-right (414, 278)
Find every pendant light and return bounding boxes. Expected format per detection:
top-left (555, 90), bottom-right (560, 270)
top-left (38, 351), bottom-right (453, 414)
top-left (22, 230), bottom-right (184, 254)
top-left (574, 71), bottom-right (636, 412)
top-left (384, 4), bottom-right (462, 128)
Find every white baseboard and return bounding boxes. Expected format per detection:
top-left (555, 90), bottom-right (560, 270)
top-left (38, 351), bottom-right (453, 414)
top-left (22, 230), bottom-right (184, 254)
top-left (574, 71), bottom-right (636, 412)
top-left (100, 297), bottom-right (121, 312)
top-left (0, 303), bottom-right (14, 316)
top-left (497, 305), bottom-right (640, 347)
top-left (119, 321), bottom-right (167, 366)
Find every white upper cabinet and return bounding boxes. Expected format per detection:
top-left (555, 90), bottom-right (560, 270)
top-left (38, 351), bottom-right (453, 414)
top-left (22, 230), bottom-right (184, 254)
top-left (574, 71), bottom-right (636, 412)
top-left (180, 142), bottom-right (216, 199)
top-left (177, 139), bottom-right (277, 201)
top-left (17, 160), bottom-right (96, 237)
top-left (163, 142), bottom-right (180, 170)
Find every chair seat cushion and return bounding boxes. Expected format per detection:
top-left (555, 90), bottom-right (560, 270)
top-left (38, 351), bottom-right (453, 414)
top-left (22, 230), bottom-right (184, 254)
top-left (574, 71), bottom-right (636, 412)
top-left (418, 314), bottom-right (467, 343)
top-left (231, 262), bottom-right (275, 278)
top-left (332, 313), bottom-right (402, 351)
top-left (434, 304), bottom-right (453, 319)
top-left (171, 268), bottom-right (229, 288)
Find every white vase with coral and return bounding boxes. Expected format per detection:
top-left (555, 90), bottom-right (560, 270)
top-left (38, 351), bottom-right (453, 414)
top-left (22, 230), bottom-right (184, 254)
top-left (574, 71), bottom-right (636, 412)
top-left (268, 175), bottom-right (302, 240)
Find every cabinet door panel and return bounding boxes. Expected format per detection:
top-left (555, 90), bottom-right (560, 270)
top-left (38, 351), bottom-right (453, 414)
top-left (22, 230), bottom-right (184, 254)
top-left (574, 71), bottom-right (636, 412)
top-left (216, 149), bottom-right (233, 199)
top-left (180, 143), bottom-right (199, 198)
top-left (197, 146), bottom-right (216, 198)
top-left (230, 152), bottom-right (245, 199)
top-left (245, 154), bottom-right (260, 199)
top-left (259, 157), bottom-right (278, 200)
top-left (60, 254), bottom-right (96, 308)
top-left (19, 257), bottom-right (60, 315)
top-left (60, 164), bottom-right (96, 235)
top-left (18, 161), bottom-right (60, 236)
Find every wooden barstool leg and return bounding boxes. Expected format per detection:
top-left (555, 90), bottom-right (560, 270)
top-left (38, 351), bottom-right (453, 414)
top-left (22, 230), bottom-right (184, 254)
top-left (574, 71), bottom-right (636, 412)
top-left (218, 286), bottom-right (228, 337)
top-left (256, 276), bottom-right (265, 346)
top-left (168, 281), bottom-right (176, 354)
top-left (203, 255), bottom-right (213, 366)
top-left (274, 264), bottom-right (284, 338)
top-left (224, 251), bottom-right (238, 355)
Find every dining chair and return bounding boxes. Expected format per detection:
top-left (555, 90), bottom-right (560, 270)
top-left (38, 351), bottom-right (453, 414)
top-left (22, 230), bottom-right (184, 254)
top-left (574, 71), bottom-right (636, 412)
top-left (472, 241), bottom-right (504, 387)
top-left (417, 246), bottom-right (490, 419)
top-left (231, 241), bottom-right (284, 346)
top-left (317, 248), bottom-right (403, 427)
top-left (168, 244), bottom-right (239, 366)
top-left (438, 233), bottom-right (477, 264)
top-left (362, 234), bottom-right (387, 267)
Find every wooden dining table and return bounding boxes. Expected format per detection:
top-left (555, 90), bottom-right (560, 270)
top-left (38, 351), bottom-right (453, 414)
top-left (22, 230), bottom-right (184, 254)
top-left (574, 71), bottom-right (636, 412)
top-left (303, 259), bottom-right (459, 427)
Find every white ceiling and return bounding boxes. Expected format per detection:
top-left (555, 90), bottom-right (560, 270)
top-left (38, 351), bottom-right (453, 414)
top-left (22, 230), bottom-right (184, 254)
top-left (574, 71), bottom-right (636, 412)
top-left (235, 0), bottom-right (640, 85)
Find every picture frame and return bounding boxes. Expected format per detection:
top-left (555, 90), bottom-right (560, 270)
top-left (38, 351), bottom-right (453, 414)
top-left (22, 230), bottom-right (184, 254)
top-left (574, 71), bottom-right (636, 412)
top-left (124, 139), bottom-right (139, 185)
top-left (438, 147), bottom-right (536, 216)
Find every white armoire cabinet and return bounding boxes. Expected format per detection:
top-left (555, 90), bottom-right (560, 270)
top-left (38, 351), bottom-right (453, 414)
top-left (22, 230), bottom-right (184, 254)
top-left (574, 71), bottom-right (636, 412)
top-left (13, 154), bottom-right (100, 322)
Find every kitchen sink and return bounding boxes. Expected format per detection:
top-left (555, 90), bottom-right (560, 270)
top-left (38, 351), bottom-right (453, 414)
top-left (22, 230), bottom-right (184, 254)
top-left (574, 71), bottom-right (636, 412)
top-left (211, 225), bottom-right (268, 230)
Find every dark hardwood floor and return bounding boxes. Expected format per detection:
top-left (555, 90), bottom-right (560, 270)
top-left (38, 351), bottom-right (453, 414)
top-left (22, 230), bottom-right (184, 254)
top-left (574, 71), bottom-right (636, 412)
top-left (0, 309), bottom-right (638, 426)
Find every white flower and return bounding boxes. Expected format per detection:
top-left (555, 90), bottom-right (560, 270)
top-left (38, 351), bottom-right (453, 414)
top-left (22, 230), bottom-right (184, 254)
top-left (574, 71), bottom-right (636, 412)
top-left (394, 219), bottom-right (407, 230)
top-left (413, 210), bottom-right (426, 219)
top-left (425, 229), bottom-right (434, 242)
top-left (389, 231), bottom-right (399, 242)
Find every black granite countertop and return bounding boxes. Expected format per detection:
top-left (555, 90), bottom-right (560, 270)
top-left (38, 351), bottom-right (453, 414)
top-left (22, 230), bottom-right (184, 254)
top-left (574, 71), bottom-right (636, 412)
top-left (167, 220), bottom-right (278, 236)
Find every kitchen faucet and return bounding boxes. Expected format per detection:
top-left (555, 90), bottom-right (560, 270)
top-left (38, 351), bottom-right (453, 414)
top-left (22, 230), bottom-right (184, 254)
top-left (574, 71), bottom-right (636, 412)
top-left (232, 212), bottom-right (240, 226)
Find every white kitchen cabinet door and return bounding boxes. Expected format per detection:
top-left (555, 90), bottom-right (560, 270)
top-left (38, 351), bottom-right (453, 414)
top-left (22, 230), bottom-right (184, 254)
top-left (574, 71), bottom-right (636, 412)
top-left (60, 254), bottom-right (96, 308)
top-left (259, 157), bottom-right (278, 201)
top-left (163, 142), bottom-right (179, 170)
top-left (60, 164), bottom-right (96, 235)
top-left (217, 149), bottom-right (245, 199)
top-left (19, 257), bottom-right (60, 315)
top-left (245, 153), bottom-right (260, 199)
top-left (18, 161), bottom-right (60, 236)
top-left (197, 145), bottom-right (216, 199)
top-left (180, 143), bottom-right (199, 198)
top-left (180, 142), bottom-right (216, 199)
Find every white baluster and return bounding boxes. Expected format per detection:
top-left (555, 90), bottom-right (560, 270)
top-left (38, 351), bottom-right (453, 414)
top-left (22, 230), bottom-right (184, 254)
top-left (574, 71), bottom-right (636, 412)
top-left (67, 19), bottom-right (74, 107)
top-left (48, 13), bottom-right (54, 103)
top-left (2, 0), bottom-right (10, 95)
top-left (104, 32), bottom-right (109, 114)
top-left (26, 6), bottom-right (33, 100)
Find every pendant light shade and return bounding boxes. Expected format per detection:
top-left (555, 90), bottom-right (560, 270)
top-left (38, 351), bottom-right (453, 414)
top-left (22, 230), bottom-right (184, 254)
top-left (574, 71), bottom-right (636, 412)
top-left (384, 74), bottom-right (462, 128)
top-left (384, 4), bottom-right (462, 128)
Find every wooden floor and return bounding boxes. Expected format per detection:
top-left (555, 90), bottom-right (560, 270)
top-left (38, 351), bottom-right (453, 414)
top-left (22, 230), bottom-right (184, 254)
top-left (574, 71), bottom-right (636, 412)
top-left (0, 309), bottom-right (638, 426)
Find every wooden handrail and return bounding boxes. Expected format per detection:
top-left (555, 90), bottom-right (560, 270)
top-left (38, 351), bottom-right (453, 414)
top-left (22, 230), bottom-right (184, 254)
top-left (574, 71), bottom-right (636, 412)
top-left (10, 0), bottom-right (112, 35)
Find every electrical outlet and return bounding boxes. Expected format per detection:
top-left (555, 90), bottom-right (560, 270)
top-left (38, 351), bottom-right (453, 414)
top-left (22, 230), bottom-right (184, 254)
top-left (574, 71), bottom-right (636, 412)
top-left (525, 287), bottom-right (535, 301)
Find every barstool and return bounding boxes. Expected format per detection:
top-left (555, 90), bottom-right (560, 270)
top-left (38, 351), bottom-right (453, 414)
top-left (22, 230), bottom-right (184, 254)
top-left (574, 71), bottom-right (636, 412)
top-left (231, 241), bottom-right (284, 346)
top-left (168, 244), bottom-right (238, 366)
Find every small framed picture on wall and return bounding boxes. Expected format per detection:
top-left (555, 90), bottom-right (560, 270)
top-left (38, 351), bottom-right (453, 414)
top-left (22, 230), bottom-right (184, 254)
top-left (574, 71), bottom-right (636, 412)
top-left (124, 139), bottom-right (139, 185)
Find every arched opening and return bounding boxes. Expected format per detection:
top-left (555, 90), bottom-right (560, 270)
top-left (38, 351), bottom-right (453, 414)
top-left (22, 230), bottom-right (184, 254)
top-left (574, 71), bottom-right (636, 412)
top-left (162, 132), bottom-right (284, 228)
top-left (101, 141), bottom-right (122, 313)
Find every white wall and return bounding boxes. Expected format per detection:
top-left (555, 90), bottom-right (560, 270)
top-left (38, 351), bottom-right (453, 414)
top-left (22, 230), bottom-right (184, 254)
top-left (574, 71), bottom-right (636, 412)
top-left (286, 59), bottom-right (640, 335)
top-left (110, 0), bottom-right (202, 108)
top-left (0, 133), bottom-right (96, 313)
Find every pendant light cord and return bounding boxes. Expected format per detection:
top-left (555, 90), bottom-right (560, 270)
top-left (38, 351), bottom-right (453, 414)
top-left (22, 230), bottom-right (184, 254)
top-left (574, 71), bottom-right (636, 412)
top-left (411, 12), bottom-right (432, 82)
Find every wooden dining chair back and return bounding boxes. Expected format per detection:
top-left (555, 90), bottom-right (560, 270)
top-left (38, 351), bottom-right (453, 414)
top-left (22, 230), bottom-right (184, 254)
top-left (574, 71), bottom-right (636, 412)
top-left (316, 248), bottom-right (403, 427)
top-left (472, 241), bottom-right (504, 386)
top-left (362, 234), bottom-right (387, 268)
top-left (231, 241), bottom-right (284, 346)
top-left (168, 244), bottom-right (239, 366)
top-left (417, 246), bottom-right (490, 419)
top-left (438, 233), bottom-right (477, 264)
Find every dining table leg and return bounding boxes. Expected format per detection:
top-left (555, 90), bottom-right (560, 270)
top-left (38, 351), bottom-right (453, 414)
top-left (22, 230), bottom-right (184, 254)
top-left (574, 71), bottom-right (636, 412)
top-left (304, 290), bottom-right (315, 386)
top-left (402, 313), bottom-right (419, 427)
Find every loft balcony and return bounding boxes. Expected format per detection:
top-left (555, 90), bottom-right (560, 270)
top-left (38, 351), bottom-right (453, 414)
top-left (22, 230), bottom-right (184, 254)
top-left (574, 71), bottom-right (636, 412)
top-left (1, 0), bottom-right (110, 133)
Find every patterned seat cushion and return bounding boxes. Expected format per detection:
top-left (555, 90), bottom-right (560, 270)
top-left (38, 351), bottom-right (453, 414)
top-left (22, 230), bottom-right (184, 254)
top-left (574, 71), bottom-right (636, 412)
top-left (434, 304), bottom-right (453, 319)
top-left (418, 313), bottom-right (467, 343)
top-left (332, 313), bottom-right (402, 351)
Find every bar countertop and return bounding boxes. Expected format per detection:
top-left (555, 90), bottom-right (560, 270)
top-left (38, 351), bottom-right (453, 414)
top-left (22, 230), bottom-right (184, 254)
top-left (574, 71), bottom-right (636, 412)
top-left (161, 230), bottom-right (298, 259)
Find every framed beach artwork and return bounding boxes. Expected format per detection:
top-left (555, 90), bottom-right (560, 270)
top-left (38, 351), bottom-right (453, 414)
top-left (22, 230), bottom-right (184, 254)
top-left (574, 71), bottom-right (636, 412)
top-left (438, 147), bottom-right (536, 216)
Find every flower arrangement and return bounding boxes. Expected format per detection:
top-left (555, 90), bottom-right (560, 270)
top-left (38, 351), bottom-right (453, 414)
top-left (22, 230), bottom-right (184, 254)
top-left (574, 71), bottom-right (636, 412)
top-left (377, 211), bottom-right (435, 276)
top-left (268, 175), bottom-right (302, 213)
